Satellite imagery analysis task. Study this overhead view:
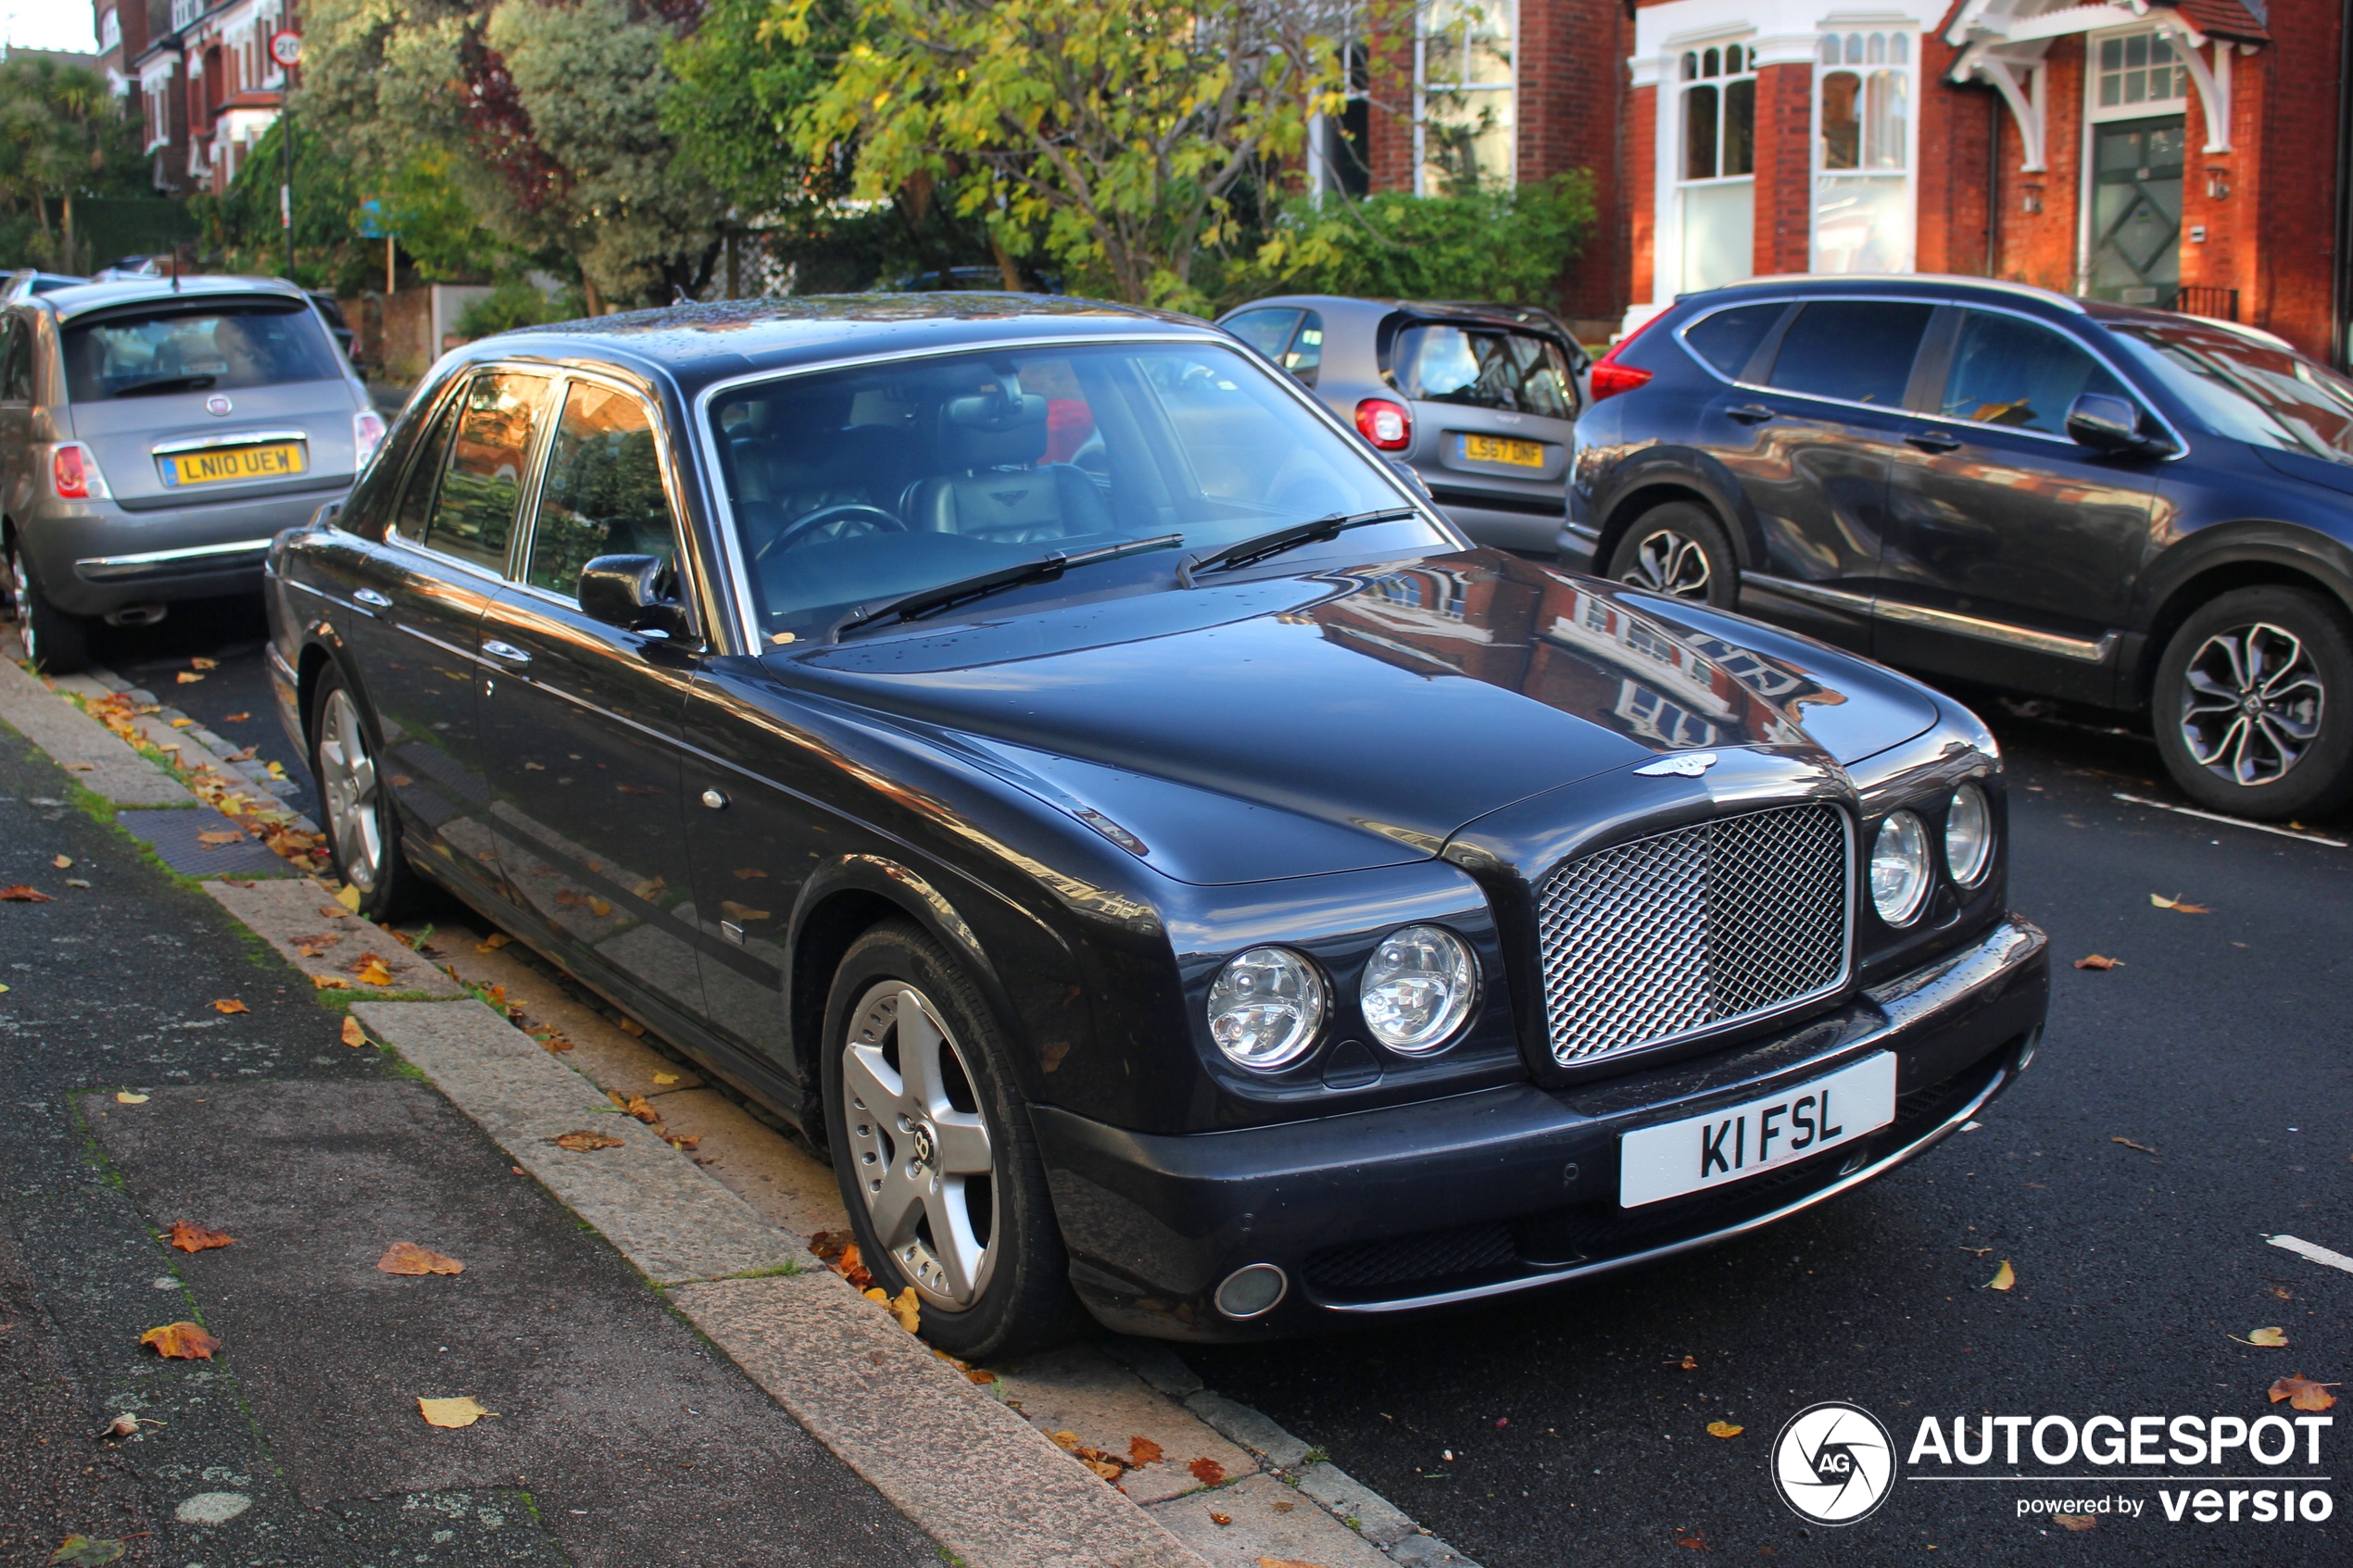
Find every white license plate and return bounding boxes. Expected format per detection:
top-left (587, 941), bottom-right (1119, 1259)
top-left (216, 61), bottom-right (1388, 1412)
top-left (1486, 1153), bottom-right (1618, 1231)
top-left (1617, 1052), bottom-right (1897, 1209)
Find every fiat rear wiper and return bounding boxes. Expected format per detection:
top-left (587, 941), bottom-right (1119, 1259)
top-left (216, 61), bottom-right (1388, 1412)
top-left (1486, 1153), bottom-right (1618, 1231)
top-left (826, 533), bottom-right (1186, 642)
top-left (1176, 508), bottom-right (1424, 587)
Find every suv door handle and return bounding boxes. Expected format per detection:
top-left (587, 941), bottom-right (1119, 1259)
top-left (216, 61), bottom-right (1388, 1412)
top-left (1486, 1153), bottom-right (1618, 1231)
top-left (482, 640), bottom-right (532, 667)
top-left (1906, 429), bottom-right (1964, 452)
top-left (1727, 404), bottom-right (1776, 424)
top-left (353, 588), bottom-right (391, 608)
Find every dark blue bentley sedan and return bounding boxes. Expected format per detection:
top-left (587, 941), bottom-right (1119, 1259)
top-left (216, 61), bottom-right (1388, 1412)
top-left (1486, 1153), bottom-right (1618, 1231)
top-left (265, 295), bottom-right (2046, 1352)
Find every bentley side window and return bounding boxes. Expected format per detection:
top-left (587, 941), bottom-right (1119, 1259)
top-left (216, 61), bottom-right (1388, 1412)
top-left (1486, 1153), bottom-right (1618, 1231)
top-left (419, 372), bottom-right (552, 575)
top-left (526, 382), bottom-right (677, 598)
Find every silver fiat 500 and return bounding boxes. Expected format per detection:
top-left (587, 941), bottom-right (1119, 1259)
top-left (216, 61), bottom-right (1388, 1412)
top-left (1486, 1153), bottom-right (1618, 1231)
top-left (1, 274), bottom-right (382, 673)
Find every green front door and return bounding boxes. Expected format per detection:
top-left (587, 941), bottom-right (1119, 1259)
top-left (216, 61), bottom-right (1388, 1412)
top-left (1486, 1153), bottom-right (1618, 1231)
top-left (2087, 116), bottom-right (2184, 307)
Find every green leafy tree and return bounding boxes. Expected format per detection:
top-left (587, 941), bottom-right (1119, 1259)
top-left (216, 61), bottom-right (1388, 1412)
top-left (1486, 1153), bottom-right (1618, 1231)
top-left (776, 0), bottom-right (1354, 311)
top-left (0, 55), bottom-right (149, 268)
top-left (1232, 172), bottom-right (1598, 308)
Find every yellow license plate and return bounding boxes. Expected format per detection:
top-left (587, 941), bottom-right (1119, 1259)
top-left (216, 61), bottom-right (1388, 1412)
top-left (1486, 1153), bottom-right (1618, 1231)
top-left (1463, 433), bottom-right (1546, 468)
top-left (160, 442), bottom-right (307, 487)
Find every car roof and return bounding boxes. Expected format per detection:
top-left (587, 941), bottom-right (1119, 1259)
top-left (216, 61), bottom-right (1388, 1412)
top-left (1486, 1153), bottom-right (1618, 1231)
top-left (34, 273), bottom-right (315, 322)
top-left (1675, 272), bottom-right (2087, 317)
top-left (441, 293), bottom-right (1218, 402)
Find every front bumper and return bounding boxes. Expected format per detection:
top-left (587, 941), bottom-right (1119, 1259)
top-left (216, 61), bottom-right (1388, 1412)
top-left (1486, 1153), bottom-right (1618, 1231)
top-left (1036, 914), bottom-right (2047, 1341)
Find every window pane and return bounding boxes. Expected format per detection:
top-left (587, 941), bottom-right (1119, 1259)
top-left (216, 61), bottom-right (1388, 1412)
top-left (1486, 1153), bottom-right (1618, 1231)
top-left (1398, 325), bottom-right (1571, 417)
top-left (528, 383), bottom-right (673, 598)
top-left (1683, 302), bottom-right (1785, 377)
top-left (1819, 71), bottom-right (1860, 170)
top-left (1285, 310), bottom-right (1325, 385)
top-left (422, 373), bottom-right (550, 574)
top-left (1703, 47), bottom-right (1719, 78)
top-left (1863, 69), bottom-right (1907, 170)
top-left (1813, 174), bottom-right (1913, 272)
top-left (1684, 85), bottom-right (1719, 180)
top-left (1225, 308), bottom-right (1302, 362)
top-left (1764, 300), bottom-right (1933, 407)
top-left (61, 301), bottom-right (343, 401)
top-left (1723, 79), bottom-right (1756, 176)
top-left (1680, 182), bottom-right (1755, 292)
top-left (1940, 312), bottom-right (2126, 433)
top-left (392, 395), bottom-right (459, 543)
top-left (2108, 320), bottom-right (2353, 463)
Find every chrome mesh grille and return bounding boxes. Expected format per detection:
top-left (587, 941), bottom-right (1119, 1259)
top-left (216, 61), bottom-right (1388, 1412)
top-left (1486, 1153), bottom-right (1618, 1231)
top-left (1538, 804), bottom-right (1849, 1065)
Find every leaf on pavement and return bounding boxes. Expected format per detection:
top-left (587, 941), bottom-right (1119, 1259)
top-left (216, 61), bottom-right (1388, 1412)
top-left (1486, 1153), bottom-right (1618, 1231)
top-left (190, 658), bottom-right (218, 671)
top-left (1189, 1457), bottom-right (1227, 1486)
top-left (587, 898), bottom-right (611, 918)
top-left (2150, 893), bottom-right (2212, 913)
top-left (1671, 1530), bottom-right (1709, 1550)
top-left (99, 1411), bottom-right (140, 1438)
top-left (195, 831), bottom-right (242, 847)
top-left (2111, 1137), bottom-right (2158, 1155)
top-left (1208, 1512), bottom-right (1232, 1526)
top-left (313, 974), bottom-right (352, 991)
top-left (732, 868), bottom-right (768, 880)
top-left (620, 1094), bottom-right (661, 1125)
top-left (377, 1242), bottom-right (464, 1275)
top-left (336, 884), bottom-right (362, 912)
top-left (2271, 1286), bottom-right (2295, 1300)
top-left (832, 1242), bottom-right (874, 1290)
top-left (2241, 1326), bottom-right (2290, 1348)
top-left (652, 1073), bottom-right (679, 1085)
top-left (1986, 1260), bottom-right (2017, 1291)
top-left (1129, 1436), bottom-right (1164, 1466)
top-left (720, 901), bottom-right (770, 922)
top-left (552, 1129), bottom-right (623, 1152)
top-left (2056, 1513), bottom-right (2096, 1531)
top-left (809, 1229), bottom-right (852, 1261)
top-left (212, 998), bottom-right (248, 1015)
top-left (114, 1092), bottom-right (147, 1104)
top-left (176, 671), bottom-right (204, 684)
top-left (294, 934), bottom-right (343, 956)
top-left (1678, 1354), bottom-right (1699, 1370)
top-left (661, 1132), bottom-right (699, 1151)
top-left (2270, 1375), bottom-right (2340, 1411)
top-left (349, 956), bottom-right (393, 986)
top-left (477, 934), bottom-right (510, 951)
top-left (46, 1536), bottom-right (127, 1565)
top-left (862, 1285), bottom-right (921, 1334)
top-left (2072, 954), bottom-right (2120, 970)
top-left (418, 1396), bottom-right (496, 1429)
top-left (1706, 1420), bottom-right (1744, 1438)
top-left (140, 1321), bottom-right (220, 1360)
top-left (617, 1018), bottom-right (645, 1036)
top-left (341, 1017), bottom-right (371, 1048)
top-left (51, 855), bottom-right (71, 869)
top-left (167, 1221), bottom-right (234, 1253)
top-left (968, 1367), bottom-right (1000, 1385)
top-left (0, 884), bottom-right (53, 902)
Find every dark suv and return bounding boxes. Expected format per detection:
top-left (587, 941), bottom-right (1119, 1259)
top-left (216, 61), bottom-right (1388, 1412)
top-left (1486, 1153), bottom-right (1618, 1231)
top-left (1559, 275), bottom-right (2353, 820)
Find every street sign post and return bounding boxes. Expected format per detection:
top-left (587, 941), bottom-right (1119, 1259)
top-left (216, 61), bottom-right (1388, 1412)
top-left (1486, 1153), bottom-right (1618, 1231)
top-left (271, 32), bottom-right (301, 281)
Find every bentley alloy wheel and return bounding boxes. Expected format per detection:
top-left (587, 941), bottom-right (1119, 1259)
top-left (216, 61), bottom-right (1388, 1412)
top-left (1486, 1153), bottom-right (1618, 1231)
top-left (2176, 621), bottom-right (2322, 788)
top-left (841, 979), bottom-right (999, 1310)
top-left (318, 686), bottom-right (387, 893)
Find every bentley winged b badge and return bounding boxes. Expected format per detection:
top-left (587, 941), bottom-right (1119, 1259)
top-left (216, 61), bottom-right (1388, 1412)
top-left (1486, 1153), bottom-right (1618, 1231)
top-left (1634, 751), bottom-right (1720, 778)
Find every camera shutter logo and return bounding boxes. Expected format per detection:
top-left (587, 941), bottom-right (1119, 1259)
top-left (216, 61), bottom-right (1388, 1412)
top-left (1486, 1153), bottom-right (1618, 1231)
top-left (1773, 1402), bottom-right (1895, 1525)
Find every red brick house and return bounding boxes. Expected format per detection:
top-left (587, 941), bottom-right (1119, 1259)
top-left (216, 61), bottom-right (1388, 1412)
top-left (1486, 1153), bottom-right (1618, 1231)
top-left (1351, 1), bottom-right (2346, 361)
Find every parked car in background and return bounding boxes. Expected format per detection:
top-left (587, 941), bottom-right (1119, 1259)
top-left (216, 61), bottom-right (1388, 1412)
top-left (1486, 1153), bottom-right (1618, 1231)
top-left (264, 294), bottom-right (2044, 1356)
top-left (5, 270), bottom-right (84, 301)
top-left (1560, 274), bottom-right (2353, 821)
top-left (2, 274), bottom-right (386, 673)
top-left (1219, 295), bottom-right (1584, 553)
top-left (308, 290), bottom-right (361, 369)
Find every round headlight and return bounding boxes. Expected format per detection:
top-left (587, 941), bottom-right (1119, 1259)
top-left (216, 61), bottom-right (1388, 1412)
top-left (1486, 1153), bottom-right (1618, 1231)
top-left (1870, 810), bottom-right (1931, 926)
top-left (1944, 782), bottom-right (1993, 887)
top-left (1206, 947), bottom-right (1327, 1070)
top-left (1359, 924), bottom-right (1478, 1054)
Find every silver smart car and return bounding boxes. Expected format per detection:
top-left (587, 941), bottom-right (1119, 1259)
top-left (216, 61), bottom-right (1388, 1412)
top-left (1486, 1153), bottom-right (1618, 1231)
top-left (1217, 295), bottom-right (1585, 553)
top-left (1, 275), bottom-right (382, 673)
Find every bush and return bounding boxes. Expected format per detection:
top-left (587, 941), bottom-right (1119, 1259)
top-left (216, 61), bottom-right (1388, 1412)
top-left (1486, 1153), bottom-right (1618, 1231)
top-left (456, 279), bottom-right (583, 339)
top-left (1227, 172), bottom-right (1598, 308)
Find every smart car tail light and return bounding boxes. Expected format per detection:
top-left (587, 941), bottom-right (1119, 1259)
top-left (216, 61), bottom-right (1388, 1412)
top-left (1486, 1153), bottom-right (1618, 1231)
top-left (353, 409), bottom-right (388, 470)
top-left (1354, 398), bottom-right (1412, 451)
top-left (1587, 313), bottom-right (1665, 403)
top-left (50, 443), bottom-right (108, 500)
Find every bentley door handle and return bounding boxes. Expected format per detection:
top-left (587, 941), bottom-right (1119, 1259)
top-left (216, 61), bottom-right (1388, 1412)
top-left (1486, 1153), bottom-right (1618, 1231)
top-left (482, 640), bottom-right (533, 667)
top-left (353, 588), bottom-right (392, 608)
top-left (1906, 429), bottom-right (1964, 453)
top-left (1726, 404), bottom-right (1777, 424)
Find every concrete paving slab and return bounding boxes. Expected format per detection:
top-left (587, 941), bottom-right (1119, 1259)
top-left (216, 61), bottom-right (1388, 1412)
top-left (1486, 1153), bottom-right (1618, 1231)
top-left (208, 877), bottom-right (464, 996)
top-left (0, 654), bottom-right (192, 806)
top-left (1147, 1473), bottom-right (1396, 1568)
top-left (992, 1344), bottom-right (1257, 1505)
top-left (1184, 1388), bottom-right (1314, 1468)
top-left (1293, 1462), bottom-right (1420, 1549)
top-left (628, 1085), bottom-right (851, 1241)
top-left (676, 1273), bottom-right (1214, 1568)
top-left (351, 998), bottom-right (799, 1285)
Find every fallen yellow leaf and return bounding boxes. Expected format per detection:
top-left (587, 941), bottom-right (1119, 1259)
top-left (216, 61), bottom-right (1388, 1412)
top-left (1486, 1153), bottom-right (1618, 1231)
top-left (355, 957), bottom-right (394, 986)
top-left (140, 1321), bottom-right (220, 1360)
top-left (313, 974), bottom-right (352, 990)
top-left (190, 658), bottom-right (218, 671)
top-left (587, 898), bottom-right (611, 918)
top-left (553, 1129), bottom-right (623, 1151)
top-left (175, 671), bottom-right (203, 684)
top-left (2073, 954), bottom-right (2121, 971)
top-left (1705, 1420), bottom-right (1744, 1438)
top-left (51, 855), bottom-right (71, 869)
top-left (652, 1072), bottom-right (679, 1085)
top-left (341, 1016), bottom-right (370, 1048)
top-left (1987, 1260), bottom-right (2016, 1291)
top-left (45, 1533), bottom-right (127, 1565)
top-left (336, 884), bottom-right (361, 912)
top-left (195, 830), bottom-right (244, 846)
top-left (212, 998), bottom-right (248, 1015)
top-left (2245, 1326), bottom-right (2290, 1348)
top-left (2150, 893), bottom-right (2213, 914)
top-left (2271, 1375), bottom-right (2340, 1411)
top-left (720, 900), bottom-right (771, 922)
top-left (418, 1396), bottom-right (495, 1429)
top-left (167, 1221), bottom-right (234, 1252)
top-left (377, 1242), bottom-right (463, 1275)
top-left (115, 1091), bottom-right (147, 1104)
top-left (477, 933), bottom-right (510, 951)
top-left (863, 1285), bottom-right (921, 1334)
top-left (2056, 1513), bottom-right (2095, 1532)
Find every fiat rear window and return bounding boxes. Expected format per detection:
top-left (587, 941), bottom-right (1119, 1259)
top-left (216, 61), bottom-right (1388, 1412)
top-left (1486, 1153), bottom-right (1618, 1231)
top-left (63, 300), bottom-right (344, 401)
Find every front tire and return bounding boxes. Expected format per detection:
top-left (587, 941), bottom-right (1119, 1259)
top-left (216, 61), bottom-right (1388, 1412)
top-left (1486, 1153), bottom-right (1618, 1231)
top-left (308, 666), bottom-right (425, 919)
top-left (6, 537), bottom-right (91, 676)
top-left (1605, 502), bottom-right (1739, 609)
top-left (2152, 585), bottom-right (2353, 821)
top-left (822, 919), bottom-right (1080, 1359)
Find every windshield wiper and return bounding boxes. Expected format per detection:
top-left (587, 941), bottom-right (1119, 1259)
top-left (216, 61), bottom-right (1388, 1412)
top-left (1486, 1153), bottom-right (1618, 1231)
top-left (825, 533), bottom-right (1186, 642)
top-left (1176, 508), bottom-right (1425, 587)
top-left (110, 373), bottom-right (219, 397)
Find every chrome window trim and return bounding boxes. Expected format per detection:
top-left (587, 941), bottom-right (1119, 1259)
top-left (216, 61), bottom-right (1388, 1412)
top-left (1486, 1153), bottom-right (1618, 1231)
top-left (1740, 571), bottom-right (2119, 662)
top-left (1671, 292), bottom-right (2188, 458)
top-left (151, 427), bottom-right (310, 456)
top-left (687, 331), bottom-right (1458, 652)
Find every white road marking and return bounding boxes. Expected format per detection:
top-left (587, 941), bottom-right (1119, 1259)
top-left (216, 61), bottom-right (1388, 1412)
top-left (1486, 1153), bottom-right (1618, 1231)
top-left (2269, 1234), bottom-right (2353, 1275)
top-left (2112, 793), bottom-right (2349, 848)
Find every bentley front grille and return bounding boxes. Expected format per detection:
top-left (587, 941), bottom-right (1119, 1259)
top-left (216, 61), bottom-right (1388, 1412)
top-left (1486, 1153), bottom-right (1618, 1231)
top-left (1537, 803), bottom-right (1850, 1065)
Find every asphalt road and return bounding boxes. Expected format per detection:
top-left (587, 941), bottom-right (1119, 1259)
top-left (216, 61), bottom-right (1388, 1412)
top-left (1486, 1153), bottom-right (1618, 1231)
top-left (51, 596), bottom-right (2353, 1566)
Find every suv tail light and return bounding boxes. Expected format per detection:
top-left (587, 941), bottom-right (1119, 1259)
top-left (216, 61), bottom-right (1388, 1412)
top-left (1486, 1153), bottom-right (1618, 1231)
top-left (353, 409), bottom-right (388, 470)
top-left (1588, 312), bottom-right (1666, 404)
top-left (1355, 397), bottom-right (1412, 451)
top-left (50, 443), bottom-right (109, 500)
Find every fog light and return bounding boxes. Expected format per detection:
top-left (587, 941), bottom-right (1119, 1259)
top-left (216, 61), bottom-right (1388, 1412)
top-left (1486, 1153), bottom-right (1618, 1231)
top-left (1213, 1262), bottom-right (1289, 1320)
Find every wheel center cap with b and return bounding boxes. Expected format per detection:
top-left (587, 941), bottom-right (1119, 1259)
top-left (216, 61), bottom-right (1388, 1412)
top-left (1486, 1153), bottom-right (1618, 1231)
top-left (909, 1122), bottom-right (937, 1172)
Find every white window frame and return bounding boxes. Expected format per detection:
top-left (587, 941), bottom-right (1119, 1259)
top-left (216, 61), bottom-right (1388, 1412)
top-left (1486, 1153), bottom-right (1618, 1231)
top-left (1809, 27), bottom-right (1919, 275)
top-left (1672, 39), bottom-right (1758, 295)
top-left (1413, 0), bottom-right (1517, 195)
top-left (99, 8), bottom-right (121, 53)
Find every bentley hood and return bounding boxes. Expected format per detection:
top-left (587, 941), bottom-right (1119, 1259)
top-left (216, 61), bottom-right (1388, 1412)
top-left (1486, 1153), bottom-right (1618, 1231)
top-left (784, 550), bottom-right (1939, 884)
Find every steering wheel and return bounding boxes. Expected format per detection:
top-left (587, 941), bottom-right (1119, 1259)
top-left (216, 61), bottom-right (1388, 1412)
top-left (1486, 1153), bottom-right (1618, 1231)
top-left (756, 503), bottom-right (908, 560)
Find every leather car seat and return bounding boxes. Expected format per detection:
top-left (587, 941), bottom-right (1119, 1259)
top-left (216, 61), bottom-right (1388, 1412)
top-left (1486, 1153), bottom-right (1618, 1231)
top-left (904, 392), bottom-right (1111, 544)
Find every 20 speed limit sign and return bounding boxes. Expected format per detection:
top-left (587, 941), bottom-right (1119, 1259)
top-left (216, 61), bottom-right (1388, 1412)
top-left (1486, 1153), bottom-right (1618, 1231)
top-left (270, 31), bottom-right (302, 67)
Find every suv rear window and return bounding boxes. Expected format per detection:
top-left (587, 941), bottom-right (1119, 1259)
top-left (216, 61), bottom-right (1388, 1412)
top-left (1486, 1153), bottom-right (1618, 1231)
top-left (1394, 323), bottom-right (1573, 417)
top-left (62, 300), bottom-right (343, 401)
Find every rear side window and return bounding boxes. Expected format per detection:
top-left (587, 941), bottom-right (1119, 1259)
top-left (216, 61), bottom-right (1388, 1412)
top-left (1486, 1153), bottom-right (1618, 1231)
top-left (1226, 308), bottom-right (1302, 360)
top-left (391, 394), bottom-right (459, 544)
top-left (1764, 300), bottom-right (1934, 408)
top-left (61, 301), bottom-right (343, 401)
top-left (0, 318), bottom-right (29, 401)
top-left (417, 372), bottom-right (553, 574)
top-left (1682, 303), bottom-right (1784, 378)
top-left (1940, 311), bottom-right (2127, 434)
top-left (527, 383), bottom-right (675, 599)
top-left (1397, 324), bottom-right (1573, 417)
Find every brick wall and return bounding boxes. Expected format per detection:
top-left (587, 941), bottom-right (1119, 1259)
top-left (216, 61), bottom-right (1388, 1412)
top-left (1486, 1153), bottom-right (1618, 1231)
top-left (1991, 40), bottom-right (2085, 294)
top-left (1629, 83), bottom-right (1657, 306)
top-left (1751, 63), bottom-right (1814, 276)
top-left (2250, 0), bottom-right (2341, 357)
top-left (1517, 0), bottom-right (1630, 322)
top-left (1915, 29), bottom-right (1995, 277)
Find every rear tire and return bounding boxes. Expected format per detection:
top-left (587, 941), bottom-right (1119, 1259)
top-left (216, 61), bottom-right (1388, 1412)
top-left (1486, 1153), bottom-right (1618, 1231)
top-left (308, 665), bottom-right (426, 920)
top-left (2151, 585), bottom-right (2353, 822)
top-left (1605, 502), bottom-right (1740, 609)
top-left (6, 537), bottom-right (91, 676)
top-left (822, 919), bottom-right (1082, 1360)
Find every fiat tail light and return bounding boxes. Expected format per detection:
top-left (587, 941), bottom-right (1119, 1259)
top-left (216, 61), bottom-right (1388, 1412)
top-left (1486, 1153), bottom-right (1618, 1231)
top-left (51, 443), bottom-right (108, 500)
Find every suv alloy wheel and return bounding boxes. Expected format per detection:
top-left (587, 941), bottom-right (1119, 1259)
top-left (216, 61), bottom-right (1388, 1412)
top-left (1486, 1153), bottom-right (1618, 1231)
top-left (2152, 585), bottom-right (2353, 820)
top-left (1604, 501), bottom-right (1740, 609)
